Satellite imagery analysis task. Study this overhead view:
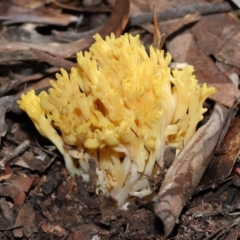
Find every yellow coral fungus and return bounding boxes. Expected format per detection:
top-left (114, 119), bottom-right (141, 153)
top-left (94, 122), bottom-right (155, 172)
top-left (18, 33), bottom-right (215, 206)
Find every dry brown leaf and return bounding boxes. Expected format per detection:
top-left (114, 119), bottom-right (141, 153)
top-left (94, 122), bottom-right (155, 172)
top-left (13, 151), bottom-right (56, 173)
top-left (130, 0), bottom-right (151, 15)
top-left (0, 77), bottom-right (19, 97)
top-left (130, 0), bottom-right (201, 15)
top-left (0, 140), bottom-right (30, 168)
top-left (13, 203), bottom-right (37, 238)
top-left (0, 94), bottom-right (21, 113)
top-left (0, 50), bottom-right (36, 62)
top-left (0, 0), bottom-right (130, 58)
top-left (8, 172), bottom-right (34, 194)
top-left (0, 198), bottom-right (15, 230)
top-left (0, 167), bottom-right (13, 182)
top-left (0, 2), bottom-right (77, 26)
top-left (98, 0), bottom-right (130, 37)
top-left (198, 116), bottom-right (240, 191)
top-left (166, 30), bottom-right (240, 107)
top-left (68, 224), bottom-right (99, 240)
top-left (11, 0), bottom-right (48, 9)
top-left (0, 173), bottom-right (34, 205)
top-left (106, 0), bottom-right (116, 7)
top-left (160, 13), bottom-right (200, 48)
top-left (225, 227), bottom-right (240, 240)
top-left (190, 13), bottom-right (240, 63)
top-left (40, 222), bottom-right (68, 237)
top-left (141, 13), bottom-right (200, 48)
top-left (154, 103), bottom-right (229, 238)
top-left (83, 0), bottom-right (101, 7)
top-left (52, 1), bottom-right (112, 12)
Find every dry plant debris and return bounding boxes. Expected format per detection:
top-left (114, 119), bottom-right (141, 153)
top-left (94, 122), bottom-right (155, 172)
top-left (0, 0), bottom-right (240, 239)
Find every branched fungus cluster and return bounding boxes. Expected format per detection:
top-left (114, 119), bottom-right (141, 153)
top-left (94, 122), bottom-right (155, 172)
top-left (18, 34), bottom-right (215, 206)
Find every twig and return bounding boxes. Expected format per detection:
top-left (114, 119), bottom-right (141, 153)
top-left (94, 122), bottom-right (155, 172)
top-left (205, 216), bottom-right (240, 239)
top-left (0, 140), bottom-right (30, 169)
top-left (129, 2), bottom-right (233, 26)
top-left (35, 138), bottom-right (57, 158)
top-left (30, 48), bottom-right (75, 71)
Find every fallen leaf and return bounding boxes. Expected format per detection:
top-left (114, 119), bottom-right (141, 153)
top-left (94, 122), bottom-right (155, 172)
top-left (13, 151), bottom-right (56, 173)
top-left (0, 173), bottom-right (34, 205)
top-left (190, 13), bottom-right (240, 56)
top-left (198, 116), bottom-right (240, 190)
top-left (0, 77), bottom-right (19, 97)
top-left (0, 2), bottom-right (78, 26)
top-left (166, 30), bottom-right (240, 107)
top-left (42, 165), bottom-right (62, 195)
top-left (40, 221), bottom-right (67, 237)
top-left (68, 224), bottom-right (99, 240)
top-left (154, 103), bottom-right (229, 238)
top-left (0, 24), bottom-right (55, 44)
top-left (11, 0), bottom-right (49, 9)
top-left (0, 198), bottom-right (15, 230)
top-left (160, 13), bottom-right (200, 48)
top-left (225, 227), bottom-right (240, 240)
top-left (190, 13), bottom-right (240, 69)
top-left (0, 50), bottom-right (36, 62)
top-left (52, 1), bottom-right (112, 12)
top-left (0, 166), bottom-right (13, 181)
top-left (98, 0), bottom-right (129, 37)
top-left (0, 0), bottom-right (130, 58)
top-left (0, 94), bottom-right (20, 112)
top-left (83, 0), bottom-right (101, 7)
top-left (0, 140), bottom-right (30, 167)
top-left (142, 13), bottom-right (201, 48)
top-left (13, 203), bottom-right (37, 238)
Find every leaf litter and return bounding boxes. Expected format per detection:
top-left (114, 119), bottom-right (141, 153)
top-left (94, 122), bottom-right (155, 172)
top-left (0, 0), bottom-right (240, 239)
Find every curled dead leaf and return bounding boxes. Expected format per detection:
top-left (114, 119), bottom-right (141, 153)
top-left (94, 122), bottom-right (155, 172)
top-left (154, 103), bottom-right (229, 238)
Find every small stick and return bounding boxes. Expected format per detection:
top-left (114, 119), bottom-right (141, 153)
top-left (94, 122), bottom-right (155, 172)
top-left (0, 140), bottom-right (30, 169)
top-left (129, 2), bottom-right (233, 26)
top-left (30, 48), bottom-right (75, 71)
